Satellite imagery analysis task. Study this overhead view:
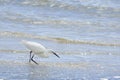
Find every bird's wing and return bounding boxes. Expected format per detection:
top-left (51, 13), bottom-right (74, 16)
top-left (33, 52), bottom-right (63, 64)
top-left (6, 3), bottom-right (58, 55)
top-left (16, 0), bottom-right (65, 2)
top-left (22, 40), bottom-right (46, 52)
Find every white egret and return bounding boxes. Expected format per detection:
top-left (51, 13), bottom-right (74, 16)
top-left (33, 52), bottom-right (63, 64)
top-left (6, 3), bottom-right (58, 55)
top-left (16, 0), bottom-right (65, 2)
top-left (22, 40), bottom-right (60, 64)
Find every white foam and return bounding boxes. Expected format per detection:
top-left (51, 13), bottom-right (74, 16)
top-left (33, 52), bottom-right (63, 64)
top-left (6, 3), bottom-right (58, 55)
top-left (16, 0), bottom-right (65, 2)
top-left (100, 78), bottom-right (109, 80)
top-left (113, 76), bottom-right (120, 79)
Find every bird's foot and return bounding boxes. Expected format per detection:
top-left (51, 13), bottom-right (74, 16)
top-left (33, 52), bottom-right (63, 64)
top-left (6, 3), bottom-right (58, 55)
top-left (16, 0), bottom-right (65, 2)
top-left (31, 58), bottom-right (39, 65)
top-left (30, 55), bottom-right (38, 65)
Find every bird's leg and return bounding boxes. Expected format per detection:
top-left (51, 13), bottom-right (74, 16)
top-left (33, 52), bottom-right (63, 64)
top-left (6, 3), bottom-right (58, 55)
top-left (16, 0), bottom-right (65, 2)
top-left (29, 51), bottom-right (32, 62)
top-left (31, 54), bottom-right (38, 65)
top-left (31, 54), bottom-right (34, 59)
top-left (29, 51), bottom-right (38, 65)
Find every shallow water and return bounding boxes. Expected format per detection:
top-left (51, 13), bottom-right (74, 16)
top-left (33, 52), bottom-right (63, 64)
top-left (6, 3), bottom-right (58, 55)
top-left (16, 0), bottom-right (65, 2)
top-left (0, 52), bottom-right (120, 80)
top-left (0, 0), bottom-right (120, 80)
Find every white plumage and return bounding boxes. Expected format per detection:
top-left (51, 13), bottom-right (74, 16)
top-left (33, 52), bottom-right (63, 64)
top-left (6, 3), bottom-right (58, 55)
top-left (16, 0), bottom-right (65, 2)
top-left (22, 40), bottom-right (60, 64)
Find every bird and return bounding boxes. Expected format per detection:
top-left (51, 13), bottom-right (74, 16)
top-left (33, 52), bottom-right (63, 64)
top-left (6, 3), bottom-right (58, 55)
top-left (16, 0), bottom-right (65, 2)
top-left (22, 40), bottom-right (60, 64)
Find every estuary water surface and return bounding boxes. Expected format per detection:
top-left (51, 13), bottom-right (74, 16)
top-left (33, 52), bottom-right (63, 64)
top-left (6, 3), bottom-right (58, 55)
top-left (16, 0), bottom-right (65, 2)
top-left (0, 0), bottom-right (120, 80)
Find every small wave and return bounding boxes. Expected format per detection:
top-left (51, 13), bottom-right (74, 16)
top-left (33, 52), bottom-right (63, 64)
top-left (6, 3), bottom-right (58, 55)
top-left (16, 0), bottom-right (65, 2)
top-left (0, 31), bottom-right (53, 40)
top-left (0, 49), bottom-right (27, 53)
top-left (21, 0), bottom-right (80, 11)
top-left (2, 11), bottom-right (119, 27)
top-left (19, 0), bottom-right (120, 13)
top-left (0, 58), bottom-right (89, 69)
top-left (2, 13), bottom-right (95, 26)
top-left (0, 31), bottom-right (120, 47)
top-left (1, 0), bottom-right (119, 12)
top-left (52, 37), bottom-right (120, 46)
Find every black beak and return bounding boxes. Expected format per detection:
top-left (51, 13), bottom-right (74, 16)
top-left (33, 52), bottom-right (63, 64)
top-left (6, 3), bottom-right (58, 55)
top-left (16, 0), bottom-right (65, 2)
top-left (51, 51), bottom-right (60, 58)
